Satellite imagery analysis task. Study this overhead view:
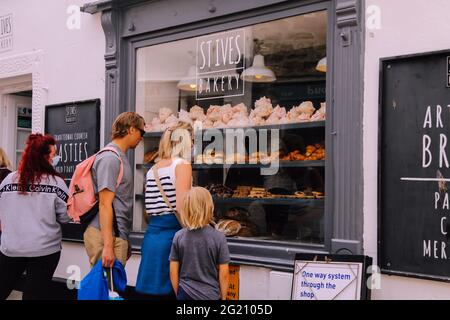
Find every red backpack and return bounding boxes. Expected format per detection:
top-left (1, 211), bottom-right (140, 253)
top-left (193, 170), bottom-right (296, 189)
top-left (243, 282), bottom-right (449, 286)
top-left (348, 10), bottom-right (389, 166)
top-left (67, 147), bottom-right (123, 226)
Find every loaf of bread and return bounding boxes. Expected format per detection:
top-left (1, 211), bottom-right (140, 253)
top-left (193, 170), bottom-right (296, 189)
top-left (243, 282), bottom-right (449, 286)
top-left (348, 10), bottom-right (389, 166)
top-left (215, 219), bottom-right (242, 236)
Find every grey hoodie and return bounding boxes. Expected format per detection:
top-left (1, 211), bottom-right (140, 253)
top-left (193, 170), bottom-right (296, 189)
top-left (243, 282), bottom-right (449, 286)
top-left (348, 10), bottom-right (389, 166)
top-left (0, 172), bottom-right (70, 257)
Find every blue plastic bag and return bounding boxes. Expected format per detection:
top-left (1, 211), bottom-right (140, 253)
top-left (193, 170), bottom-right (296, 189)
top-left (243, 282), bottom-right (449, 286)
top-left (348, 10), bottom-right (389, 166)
top-left (78, 260), bottom-right (127, 300)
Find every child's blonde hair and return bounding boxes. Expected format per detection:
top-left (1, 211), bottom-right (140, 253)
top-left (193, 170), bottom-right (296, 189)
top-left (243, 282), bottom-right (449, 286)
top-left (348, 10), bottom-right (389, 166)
top-left (0, 148), bottom-right (11, 169)
top-left (181, 187), bottom-right (214, 230)
top-left (156, 121), bottom-right (193, 162)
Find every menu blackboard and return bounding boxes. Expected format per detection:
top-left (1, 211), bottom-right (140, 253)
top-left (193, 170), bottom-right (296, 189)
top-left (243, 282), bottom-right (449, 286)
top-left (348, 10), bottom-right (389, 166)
top-left (45, 99), bottom-right (100, 241)
top-left (379, 50), bottom-right (450, 280)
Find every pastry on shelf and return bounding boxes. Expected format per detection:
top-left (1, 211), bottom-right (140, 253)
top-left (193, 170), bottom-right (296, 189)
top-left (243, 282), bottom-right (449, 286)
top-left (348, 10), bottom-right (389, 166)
top-left (220, 104), bottom-right (233, 125)
top-left (266, 105), bottom-right (288, 125)
top-left (287, 101), bottom-right (315, 123)
top-left (232, 186), bottom-right (252, 198)
top-left (249, 96), bottom-right (274, 126)
top-left (206, 184), bottom-right (233, 198)
top-left (295, 190), bottom-right (324, 199)
top-left (312, 191), bottom-right (325, 199)
top-left (145, 107), bottom-right (179, 132)
top-left (280, 142), bottom-right (325, 161)
top-left (294, 191), bottom-right (306, 198)
top-left (236, 220), bottom-right (260, 237)
top-left (220, 207), bottom-right (259, 237)
top-left (311, 102), bottom-right (326, 121)
top-left (189, 105), bottom-right (206, 122)
top-left (144, 98), bottom-right (326, 133)
top-left (207, 105), bottom-right (222, 122)
top-left (232, 103), bottom-right (248, 116)
top-left (248, 187), bottom-right (272, 199)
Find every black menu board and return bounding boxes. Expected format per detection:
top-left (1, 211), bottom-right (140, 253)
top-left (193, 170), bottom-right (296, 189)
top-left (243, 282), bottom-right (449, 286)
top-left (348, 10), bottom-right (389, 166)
top-left (45, 99), bottom-right (100, 241)
top-left (380, 50), bottom-right (450, 280)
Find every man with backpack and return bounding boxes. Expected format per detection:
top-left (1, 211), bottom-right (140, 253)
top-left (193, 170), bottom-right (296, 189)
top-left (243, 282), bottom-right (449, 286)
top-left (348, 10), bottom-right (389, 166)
top-left (81, 111), bottom-right (145, 268)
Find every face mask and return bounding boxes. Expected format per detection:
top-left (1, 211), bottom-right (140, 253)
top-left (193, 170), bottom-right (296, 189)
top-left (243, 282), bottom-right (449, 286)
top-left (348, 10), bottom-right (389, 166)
top-left (52, 155), bottom-right (61, 167)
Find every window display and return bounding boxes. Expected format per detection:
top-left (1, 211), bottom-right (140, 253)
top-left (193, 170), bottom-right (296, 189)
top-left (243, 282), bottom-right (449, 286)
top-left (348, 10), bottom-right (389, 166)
top-left (134, 11), bottom-right (327, 244)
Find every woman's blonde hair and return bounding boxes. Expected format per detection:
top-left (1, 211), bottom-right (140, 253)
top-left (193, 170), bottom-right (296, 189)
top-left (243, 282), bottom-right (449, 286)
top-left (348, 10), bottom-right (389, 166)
top-left (0, 148), bottom-right (11, 169)
top-left (157, 121), bottom-right (193, 162)
top-left (181, 187), bottom-right (214, 230)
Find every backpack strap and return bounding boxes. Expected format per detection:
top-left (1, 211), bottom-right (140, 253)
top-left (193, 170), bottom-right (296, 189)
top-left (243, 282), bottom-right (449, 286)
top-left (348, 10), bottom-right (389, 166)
top-left (97, 147), bottom-right (124, 188)
top-left (96, 146), bottom-right (124, 238)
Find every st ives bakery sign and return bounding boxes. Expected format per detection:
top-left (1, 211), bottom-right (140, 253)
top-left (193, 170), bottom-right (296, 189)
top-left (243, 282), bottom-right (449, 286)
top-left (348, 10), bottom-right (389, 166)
top-left (0, 14), bottom-right (13, 52)
top-left (196, 29), bottom-right (245, 100)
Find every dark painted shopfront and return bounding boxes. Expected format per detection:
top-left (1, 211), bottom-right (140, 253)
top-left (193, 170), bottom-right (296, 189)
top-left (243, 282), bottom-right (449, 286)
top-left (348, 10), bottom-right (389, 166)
top-left (81, 0), bottom-right (365, 272)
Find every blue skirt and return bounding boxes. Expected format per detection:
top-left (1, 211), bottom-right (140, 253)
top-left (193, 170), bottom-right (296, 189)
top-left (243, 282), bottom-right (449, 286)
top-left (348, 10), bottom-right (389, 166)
top-left (135, 214), bottom-right (181, 295)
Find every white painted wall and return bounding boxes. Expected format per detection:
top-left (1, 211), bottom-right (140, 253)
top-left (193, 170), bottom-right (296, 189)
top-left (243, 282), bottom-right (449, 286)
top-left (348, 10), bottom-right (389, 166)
top-left (239, 266), bottom-right (293, 300)
top-left (0, 0), bottom-right (105, 145)
top-left (364, 0), bottom-right (450, 299)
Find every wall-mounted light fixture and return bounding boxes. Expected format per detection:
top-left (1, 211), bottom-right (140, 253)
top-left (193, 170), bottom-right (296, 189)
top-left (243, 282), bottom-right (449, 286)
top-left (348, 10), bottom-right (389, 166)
top-left (316, 57), bottom-right (327, 72)
top-left (177, 65), bottom-right (197, 91)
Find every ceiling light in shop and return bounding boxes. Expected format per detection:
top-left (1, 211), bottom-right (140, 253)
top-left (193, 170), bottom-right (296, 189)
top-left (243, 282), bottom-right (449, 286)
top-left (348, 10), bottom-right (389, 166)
top-left (177, 66), bottom-right (197, 91)
top-left (241, 54), bottom-right (276, 83)
top-left (316, 57), bottom-right (327, 72)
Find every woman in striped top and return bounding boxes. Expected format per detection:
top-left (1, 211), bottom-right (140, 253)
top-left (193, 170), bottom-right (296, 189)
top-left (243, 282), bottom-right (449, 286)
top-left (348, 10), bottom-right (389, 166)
top-left (136, 121), bottom-right (193, 299)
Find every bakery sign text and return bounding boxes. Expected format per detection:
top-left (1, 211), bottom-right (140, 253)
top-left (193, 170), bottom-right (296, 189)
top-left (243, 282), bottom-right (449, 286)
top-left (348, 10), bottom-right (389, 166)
top-left (196, 29), bottom-right (245, 100)
top-left (0, 14), bottom-right (13, 53)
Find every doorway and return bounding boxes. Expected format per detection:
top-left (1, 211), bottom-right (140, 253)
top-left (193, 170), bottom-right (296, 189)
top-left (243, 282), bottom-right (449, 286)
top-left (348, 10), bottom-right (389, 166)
top-left (0, 90), bottom-right (32, 170)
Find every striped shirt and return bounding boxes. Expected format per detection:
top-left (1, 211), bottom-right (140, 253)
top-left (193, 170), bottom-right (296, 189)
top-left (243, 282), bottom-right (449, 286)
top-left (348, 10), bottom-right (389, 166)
top-left (145, 158), bottom-right (185, 216)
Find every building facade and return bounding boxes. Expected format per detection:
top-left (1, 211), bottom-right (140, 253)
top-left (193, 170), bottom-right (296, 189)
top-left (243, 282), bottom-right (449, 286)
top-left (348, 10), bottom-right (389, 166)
top-left (0, 0), bottom-right (449, 299)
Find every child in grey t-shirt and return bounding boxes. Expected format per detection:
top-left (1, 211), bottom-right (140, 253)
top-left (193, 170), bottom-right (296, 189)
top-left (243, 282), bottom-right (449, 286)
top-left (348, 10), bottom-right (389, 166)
top-left (169, 187), bottom-right (230, 300)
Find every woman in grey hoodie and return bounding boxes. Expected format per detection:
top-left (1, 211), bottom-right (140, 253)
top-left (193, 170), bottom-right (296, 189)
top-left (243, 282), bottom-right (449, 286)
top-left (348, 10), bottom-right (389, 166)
top-left (0, 134), bottom-right (70, 300)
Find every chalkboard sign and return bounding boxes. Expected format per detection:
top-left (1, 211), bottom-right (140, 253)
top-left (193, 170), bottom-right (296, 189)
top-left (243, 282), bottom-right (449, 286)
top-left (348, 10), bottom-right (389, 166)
top-left (379, 50), bottom-right (450, 281)
top-left (45, 99), bottom-right (100, 241)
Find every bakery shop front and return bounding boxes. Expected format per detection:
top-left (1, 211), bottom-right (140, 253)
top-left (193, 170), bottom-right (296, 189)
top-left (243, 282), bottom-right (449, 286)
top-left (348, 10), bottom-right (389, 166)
top-left (82, 0), bottom-right (363, 299)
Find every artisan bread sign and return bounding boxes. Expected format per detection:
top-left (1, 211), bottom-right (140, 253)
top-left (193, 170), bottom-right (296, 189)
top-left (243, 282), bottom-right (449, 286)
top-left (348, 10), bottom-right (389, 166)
top-left (380, 50), bottom-right (450, 280)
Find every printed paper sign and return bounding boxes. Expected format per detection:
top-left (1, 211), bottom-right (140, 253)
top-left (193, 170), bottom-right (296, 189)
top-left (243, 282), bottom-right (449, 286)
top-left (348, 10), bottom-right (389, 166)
top-left (292, 261), bottom-right (362, 300)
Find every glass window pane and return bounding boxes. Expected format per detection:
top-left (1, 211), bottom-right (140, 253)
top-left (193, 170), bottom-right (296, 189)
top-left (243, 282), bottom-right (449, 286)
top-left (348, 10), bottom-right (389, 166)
top-left (16, 130), bottom-right (29, 152)
top-left (134, 11), bottom-right (327, 244)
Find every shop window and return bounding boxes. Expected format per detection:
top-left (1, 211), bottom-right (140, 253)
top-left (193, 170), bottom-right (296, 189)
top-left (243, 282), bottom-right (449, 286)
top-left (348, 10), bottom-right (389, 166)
top-left (134, 11), bottom-right (327, 244)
